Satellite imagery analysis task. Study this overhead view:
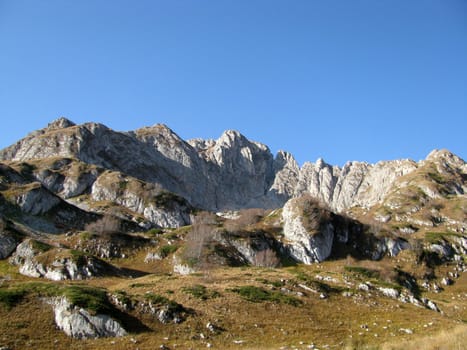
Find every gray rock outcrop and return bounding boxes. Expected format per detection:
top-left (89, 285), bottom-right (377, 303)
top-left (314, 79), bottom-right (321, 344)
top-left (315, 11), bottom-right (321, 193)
top-left (90, 171), bottom-right (191, 228)
top-left (282, 197), bottom-right (334, 263)
top-left (10, 239), bottom-right (112, 280)
top-left (0, 232), bottom-right (18, 259)
top-left (49, 296), bottom-right (127, 339)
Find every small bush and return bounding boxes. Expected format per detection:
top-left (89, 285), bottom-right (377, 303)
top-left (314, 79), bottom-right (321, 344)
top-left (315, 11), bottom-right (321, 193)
top-left (0, 288), bottom-right (26, 310)
top-left (253, 248), bottom-right (280, 268)
top-left (85, 216), bottom-right (121, 235)
top-left (256, 278), bottom-right (285, 288)
top-left (79, 231), bottom-right (95, 241)
top-left (182, 284), bottom-right (220, 300)
top-left (230, 285), bottom-right (302, 306)
top-left (147, 228), bottom-right (164, 236)
top-left (292, 195), bottom-right (330, 232)
top-left (153, 191), bottom-right (187, 209)
top-left (158, 245), bottom-right (178, 258)
top-left (31, 240), bottom-right (52, 253)
top-left (144, 293), bottom-right (184, 313)
top-left (425, 231), bottom-right (461, 244)
top-left (113, 290), bottom-right (132, 306)
top-left (224, 208), bottom-right (266, 232)
top-left (344, 266), bottom-right (380, 279)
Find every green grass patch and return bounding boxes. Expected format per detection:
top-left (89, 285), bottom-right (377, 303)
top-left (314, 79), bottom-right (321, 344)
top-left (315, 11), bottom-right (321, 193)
top-left (112, 290), bottom-right (132, 306)
top-left (146, 228), bottom-right (164, 236)
top-left (31, 240), bottom-right (52, 253)
top-left (256, 278), bottom-right (285, 288)
top-left (79, 231), bottom-right (96, 241)
top-left (0, 282), bottom-right (63, 310)
top-left (62, 285), bottom-right (112, 315)
top-left (0, 288), bottom-right (27, 310)
top-left (129, 282), bottom-right (153, 288)
top-left (158, 245), bottom-right (178, 258)
top-left (344, 266), bottom-right (380, 279)
top-left (163, 231), bottom-right (180, 241)
top-left (182, 284), bottom-right (220, 300)
top-left (144, 293), bottom-right (184, 313)
top-left (69, 249), bottom-right (89, 265)
top-left (229, 285), bottom-right (302, 306)
top-left (425, 231), bottom-right (462, 244)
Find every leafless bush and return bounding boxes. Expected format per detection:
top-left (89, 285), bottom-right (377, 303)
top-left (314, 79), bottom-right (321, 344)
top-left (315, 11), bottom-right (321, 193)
top-left (224, 208), bottom-right (266, 232)
top-left (378, 264), bottom-right (398, 283)
top-left (85, 215), bottom-right (121, 235)
top-left (183, 212), bottom-right (218, 267)
top-left (253, 248), bottom-right (280, 268)
top-left (368, 219), bottom-right (383, 237)
top-left (294, 194), bottom-right (330, 231)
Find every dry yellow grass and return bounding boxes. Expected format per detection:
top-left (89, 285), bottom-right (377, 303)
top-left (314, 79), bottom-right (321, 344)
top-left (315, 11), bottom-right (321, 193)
top-left (380, 324), bottom-right (467, 350)
top-left (1, 257), bottom-right (465, 350)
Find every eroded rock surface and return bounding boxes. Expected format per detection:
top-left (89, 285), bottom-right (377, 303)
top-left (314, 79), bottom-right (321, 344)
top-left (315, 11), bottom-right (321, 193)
top-left (49, 297), bottom-right (127, 339)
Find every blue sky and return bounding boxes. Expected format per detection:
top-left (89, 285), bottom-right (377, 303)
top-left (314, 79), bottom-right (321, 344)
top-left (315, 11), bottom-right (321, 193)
top-left (0, 1), bottom-right (466, 166)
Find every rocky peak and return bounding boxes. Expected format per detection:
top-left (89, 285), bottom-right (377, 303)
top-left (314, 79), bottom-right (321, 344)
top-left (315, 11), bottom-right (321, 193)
top-left (425, 149), bottom-right (467, 172)
top-left (274, 150), bottom-right (299, 170)
top-left (315, 157), bottom-right (328, 170)
top-left (1, 118), bottom-right (465, 213)
top-left (217, 130), bottom-right (247, 147)
top-left (46, 117), bottom-right (76, 130)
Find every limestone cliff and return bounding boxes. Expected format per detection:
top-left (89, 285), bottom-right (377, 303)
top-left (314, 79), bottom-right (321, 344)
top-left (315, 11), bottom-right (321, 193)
top-left (1, 118), bottom-right (465, 221)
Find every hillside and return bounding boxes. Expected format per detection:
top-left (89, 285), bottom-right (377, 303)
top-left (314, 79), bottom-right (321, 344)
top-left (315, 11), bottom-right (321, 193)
top-left (0, 118), bottom-right (466, 349)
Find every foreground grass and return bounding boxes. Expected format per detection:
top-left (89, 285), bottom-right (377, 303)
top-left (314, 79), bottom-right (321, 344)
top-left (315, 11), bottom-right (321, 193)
top-left (0, 258), bottom-right (465, 349)
top-left (380, 324), bottom-right (467, 350)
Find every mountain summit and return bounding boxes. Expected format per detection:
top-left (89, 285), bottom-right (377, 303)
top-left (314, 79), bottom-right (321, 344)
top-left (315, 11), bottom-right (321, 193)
top-left (1, 118), bottom-right (465, 212)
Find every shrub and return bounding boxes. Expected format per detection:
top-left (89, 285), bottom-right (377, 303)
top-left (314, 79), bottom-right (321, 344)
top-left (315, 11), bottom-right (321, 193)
top-left (253, 248), bottom-right (280, 268)
top-left (31, 240), bottom-right (52, 253)
top-left (344, 266), bottom-right (380, 279)
top-left (0, 288), bottom-right (26, 310)
top-left (224, 208), bottom-right (266, 232)
top-left (85, 216), bottom-right (120, 235)
top-left (147, 228), bottom-right (164, 236)
top-left (292, 195), bottom-right (330, 232)
top-left (182, 212), bottom-right (218, 269)
top-left (153, 191), bottom-right (187, 209)
top-left (182, 284), bottom-right (220, 300)
top-left (113, 290), bottom-right (132, 306)
top-left (158, 245), bottom-right (178, 258)
top-left (144, 293), bottom-right (184, 313)
top-left (230, 285), bottom-right (302, 306)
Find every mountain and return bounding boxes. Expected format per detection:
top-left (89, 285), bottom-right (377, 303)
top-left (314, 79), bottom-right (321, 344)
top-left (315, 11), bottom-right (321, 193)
top-left (0, 118), bottom-right (466, 349)
top-left (2, 118), bottom-right (465, 212)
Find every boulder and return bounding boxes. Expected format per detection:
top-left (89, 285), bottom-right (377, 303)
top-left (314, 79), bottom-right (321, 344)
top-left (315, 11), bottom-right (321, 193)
top-left (49, 297), bottom-right (127, 339)
top-left (282, 197), bottom-right (334, 263)
top-left (10, 239), bottom-right (113, 280)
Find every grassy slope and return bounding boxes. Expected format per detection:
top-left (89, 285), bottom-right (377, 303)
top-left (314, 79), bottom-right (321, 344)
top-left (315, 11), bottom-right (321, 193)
top-left (0, 254), bottom-right (466, 350)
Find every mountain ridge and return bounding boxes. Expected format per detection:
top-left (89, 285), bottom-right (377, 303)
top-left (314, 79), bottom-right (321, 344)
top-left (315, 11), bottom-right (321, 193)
top-left (1, 117), bottom-right (464, 213)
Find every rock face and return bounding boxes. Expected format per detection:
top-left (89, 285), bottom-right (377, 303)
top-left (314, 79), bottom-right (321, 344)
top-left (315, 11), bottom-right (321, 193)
top-left (10, 239), bottom-right (113, 280)
top-left (0, 232), bottom-right (18, 259)
top-left (1, 118), bottom-right (465, 215)
top-left (282, 196), bottom-right (334, 263)
top-left (50, 297), bottom-right (127, 339)
top-left (295, 158), bottom-right (418, 212)
top-left (90, 171), bottom-right (192, 228)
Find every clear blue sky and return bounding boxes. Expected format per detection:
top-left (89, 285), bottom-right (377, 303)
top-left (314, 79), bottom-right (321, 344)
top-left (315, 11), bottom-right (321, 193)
top-left (1, 0), bottom-right (466, 166)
